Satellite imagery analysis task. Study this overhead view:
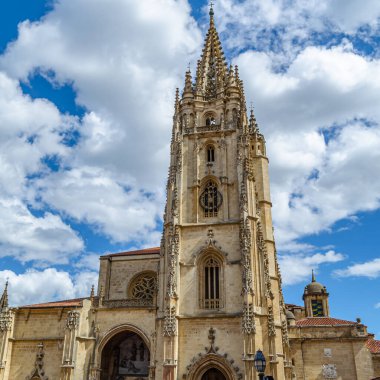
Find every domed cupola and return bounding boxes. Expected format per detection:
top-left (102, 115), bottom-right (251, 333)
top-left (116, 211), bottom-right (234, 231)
top-left (303, 270), bottom-right (328, 296)
top-left (303, 271), bottom-right (330, 317)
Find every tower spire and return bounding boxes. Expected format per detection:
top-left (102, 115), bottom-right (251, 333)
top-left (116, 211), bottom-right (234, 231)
top-left (194, 2), bottom-right (227, 100)
top-left (312, 269), bottom-right (316, 282)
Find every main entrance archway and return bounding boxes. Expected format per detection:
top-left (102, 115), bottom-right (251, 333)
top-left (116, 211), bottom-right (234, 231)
top-left (201, 368), bottom-right (227, 380)
top-left (100, 330), bottom-right (150, 380)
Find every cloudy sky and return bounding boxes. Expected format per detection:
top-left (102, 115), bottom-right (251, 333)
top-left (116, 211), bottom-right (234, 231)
top-left (0, 0), bottom-right (379, 336)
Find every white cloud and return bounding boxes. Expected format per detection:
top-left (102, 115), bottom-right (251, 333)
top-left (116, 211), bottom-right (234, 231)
top-left (237, 45), bottom-right (380, 134)
top-left (0, 0), bottom-right (201, 257)
top-left (0, 268), bottom-right (96, 306)
top-left (31, 166), bottom-right (163, 245)
top-left (280, 250), bottom-right (345, 285)
top-left (375, 302), bottom-right (380, 309)
top-left (0, 72), bottom-right (83, 263)
top-left (0, 198), bottom-right (83, 264)
top-left (334, 258), bottom-right (380, 278)
top-left (212, 0), bottom-right (380, 54)
top-left (235, 45), bottom-right (380, 249)
top-left (0, 0), bottom-right (201, 189)
top-left (75, 253), bottom-right (101, 272)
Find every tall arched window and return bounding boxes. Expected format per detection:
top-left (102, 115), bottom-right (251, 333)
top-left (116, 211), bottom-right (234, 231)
top-left (200, 254), bottom-right (223, 309)
top-left (207, 145), bottom-right (215, 162)
top-left (199, 180), bottom-right (222, 217)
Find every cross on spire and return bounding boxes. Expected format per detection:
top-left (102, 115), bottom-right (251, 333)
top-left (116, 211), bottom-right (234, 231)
top-left (210, 1), bottom-right (214, 16)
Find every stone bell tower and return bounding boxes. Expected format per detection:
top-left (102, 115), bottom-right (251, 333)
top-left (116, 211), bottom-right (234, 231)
top-left (156, 6), bottom-right (292, 380)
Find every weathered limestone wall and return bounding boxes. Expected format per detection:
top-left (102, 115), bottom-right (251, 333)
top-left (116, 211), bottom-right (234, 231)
top-left (9, 339), bottom-right (62, 379)
top-left (290, 336), bottom-right (375, 380)
top-left (373, 355), bottom-right (380, 377)
top-left (99, 255), bottom-right (159, 300)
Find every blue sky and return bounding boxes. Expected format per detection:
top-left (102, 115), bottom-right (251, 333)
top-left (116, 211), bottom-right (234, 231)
top-left (0, 0), bottom-right (379, 337)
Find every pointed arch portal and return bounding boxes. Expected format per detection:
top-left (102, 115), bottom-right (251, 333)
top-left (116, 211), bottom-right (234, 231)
top-left (100, 330), bottom-right (150, 380)
top-left (201, 368), bottom-right (227, 380)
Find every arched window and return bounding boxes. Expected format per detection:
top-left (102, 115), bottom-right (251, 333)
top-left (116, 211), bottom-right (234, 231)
top-left (200, 254), bottom-right (223, 309)
top-left (207, 145), bottom-right (215, 163)
top-left (128, 272), bottom-right (157, 300)
top-left (199, 180), bottom-right (222, 217)
top-left (204, 112), bottom-right (216, 127)
top-left (206, 117), bottom-right (216, 126)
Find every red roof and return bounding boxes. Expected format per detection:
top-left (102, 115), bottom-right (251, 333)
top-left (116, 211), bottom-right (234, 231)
top-left (296, 317), bottom-right (357, 327)
top-left (21, 297), bottom-right (86, 309)
top-left (367, 339), bottom-right (380, 354)
top-left (103, 247), bottom-right (160, 258)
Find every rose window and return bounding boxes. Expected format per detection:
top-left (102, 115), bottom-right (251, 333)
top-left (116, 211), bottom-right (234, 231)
top-left (130, 274), bottom-right (157, 300)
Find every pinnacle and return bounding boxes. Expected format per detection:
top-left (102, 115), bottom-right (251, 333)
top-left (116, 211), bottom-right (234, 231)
top-left (0, 280), bottom-right (9, 310)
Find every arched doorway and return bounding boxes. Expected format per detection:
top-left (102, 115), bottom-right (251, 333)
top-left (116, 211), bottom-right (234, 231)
top-left (201, 368), bottom-right (227, 380)
top-left (100, 330), bottom-right (150, 380)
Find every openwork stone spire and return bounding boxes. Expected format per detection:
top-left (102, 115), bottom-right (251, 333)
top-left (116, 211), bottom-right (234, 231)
top-left (195, 4), bottom-right (228, 99)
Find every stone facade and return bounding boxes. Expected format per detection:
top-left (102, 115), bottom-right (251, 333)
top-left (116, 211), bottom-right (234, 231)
top-left (0, 7), bottom-right (379, 380)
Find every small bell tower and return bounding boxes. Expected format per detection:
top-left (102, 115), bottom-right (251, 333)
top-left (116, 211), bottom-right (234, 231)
top-left (303, 271), bottom-right (330, 317)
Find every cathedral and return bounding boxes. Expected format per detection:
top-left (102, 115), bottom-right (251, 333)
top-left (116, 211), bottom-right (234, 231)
top-left (0, 6), bottom-right (379, 380)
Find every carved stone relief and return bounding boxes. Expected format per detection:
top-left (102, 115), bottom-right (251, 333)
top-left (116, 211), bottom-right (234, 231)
top-left (256, 221), bottom-right (273, 300)
top-left (242, 303), bottom-right (255, 335)
top-left (166, 225), bottom-right (180, 298)
top-left (268, 306), bottom-right (276, 337)
top-left (184, 327), bottom-right (243, 380)
top-left (25, 343), bottom-right (49, 380)
top-left (0, 310), bottom-right (12, 332)
top-left (163, 306), bottom-right (177, 336)
top-left (66, 311), bottom-right (80, 330)
top-left (322, 364), bottom-right (337, 379)
top-left (239, 218), bottom-right (253, 295)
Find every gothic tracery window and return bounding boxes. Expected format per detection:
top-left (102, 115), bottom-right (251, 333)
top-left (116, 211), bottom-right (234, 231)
top-left (129, 273), bottom-right (157, 300)
top-left (200, 254), bottom-right (223, 310)
top-left (207, 145), bottom-right (215, 162)
top-left (199, 180), bottom-right (222, 217)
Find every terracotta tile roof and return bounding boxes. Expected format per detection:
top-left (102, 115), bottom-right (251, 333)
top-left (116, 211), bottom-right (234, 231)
top-left (296, 317), bottom-right (357, 327)
top-left (285, 303), bottom-right (303, 308)
top-left (367, 339), bottom-right (380, 354)
top-left (103, 247), bottom-right (160, 258)
top-left (20, 297), bottom-right (86, 309)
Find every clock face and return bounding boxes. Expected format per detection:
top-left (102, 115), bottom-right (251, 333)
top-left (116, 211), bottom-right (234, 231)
top-left (199, 182), bottom-right (223, 216)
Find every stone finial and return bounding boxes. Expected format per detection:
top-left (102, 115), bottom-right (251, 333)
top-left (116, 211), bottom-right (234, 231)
top-left (174, 87), bottom-right (180, 111)
top-left (184, 69), bottom-right (193, 93)
top-left (312, 269), bottom-right (316, 282)
top-left (90, 284), bottom-right (95, 306)
top-left (209, 1), bottom-right (214, 23)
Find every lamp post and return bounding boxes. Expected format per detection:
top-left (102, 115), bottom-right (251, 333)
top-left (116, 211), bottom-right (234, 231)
top-left (254, 349), bottom-right (266, 380)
